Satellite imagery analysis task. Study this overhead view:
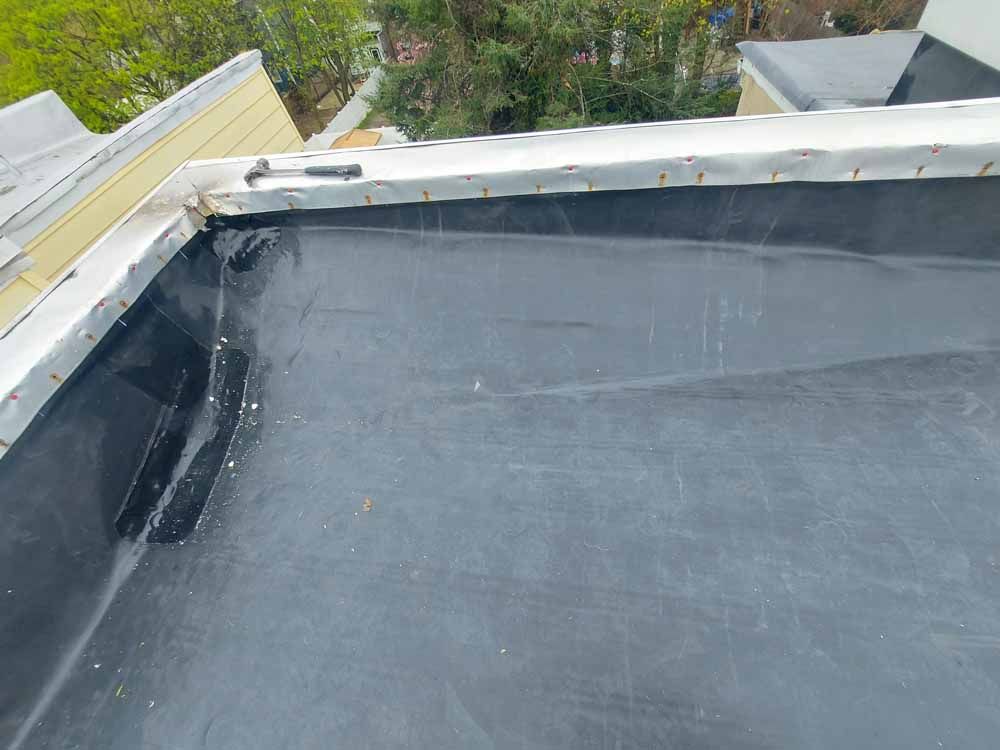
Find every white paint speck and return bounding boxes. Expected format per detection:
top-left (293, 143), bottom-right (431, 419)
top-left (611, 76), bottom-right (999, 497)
top-left (474, 380), bottom-right (481, 393)
top-left (227, 461), bottom-right (235, 468)
top-left (219, 337), bottom-right (228, 343)
top-left (93, 664), bottom-right (101, 669)
top-left (499, 648), bottom-right (507, 655)
top-left (251, 403), bottom-right (258, 410)
top-left (215, 345), bottom-right (222, 351)
top-left (148, 700), bottom-right (155, 708)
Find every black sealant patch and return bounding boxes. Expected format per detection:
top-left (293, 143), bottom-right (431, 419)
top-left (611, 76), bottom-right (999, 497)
top-left (116, 349), bottom-right (250, 543)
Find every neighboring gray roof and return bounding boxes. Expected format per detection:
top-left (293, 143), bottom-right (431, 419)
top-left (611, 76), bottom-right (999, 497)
top-left (738, 31), bottom-right (924, 111)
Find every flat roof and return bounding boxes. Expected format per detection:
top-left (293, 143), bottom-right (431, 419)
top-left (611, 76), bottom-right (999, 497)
top-left (4, 94), bottom-right (1000, 749)
top-left (8, 177), bottom-right (1000, 747)
top-left (738, 32), bottom-right (923, 111)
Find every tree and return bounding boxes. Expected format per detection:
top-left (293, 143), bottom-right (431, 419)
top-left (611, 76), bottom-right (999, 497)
top-left (0, 0), bottom-right (369, 133)
top-left (0, 0), bottom-right (263, 131)
top-left (372, 0), bottom-right (408, 62)
top-left (0, 0), bottom-right (156, 130)
top-left (309, 0), bottom-right (370, 104)
top-left (833, 0), bottom-right (926, 34)
top-left (254, 0), bottom-right (371, 130)
top-left (372, 0), bottom-right (740, 141)
top-left (370, 0), bottom-right (593, 139)
top-left (144, 0), bottom-right (266, 91)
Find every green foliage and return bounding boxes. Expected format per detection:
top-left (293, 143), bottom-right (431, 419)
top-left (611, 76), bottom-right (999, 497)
top-left (0, 0), bottom-right (368, 132)
top-left (832, 0), bottom-right (926, 34)
top-left (257, 0), bottom-right (370, 105)
top-left (147, 0), bottom-right (265, 86)
top-left (372, 0), bottom-right (742, 140)
top-left (0, 0), bottom-right (151, 130)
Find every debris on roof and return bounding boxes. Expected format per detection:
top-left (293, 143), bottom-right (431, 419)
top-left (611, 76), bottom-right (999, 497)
top-left (331, 128), bottom-right (383, 149)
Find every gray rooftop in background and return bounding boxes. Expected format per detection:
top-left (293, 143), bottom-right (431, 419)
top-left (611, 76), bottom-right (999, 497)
top-left (738, 31), bottom-right (924, 111)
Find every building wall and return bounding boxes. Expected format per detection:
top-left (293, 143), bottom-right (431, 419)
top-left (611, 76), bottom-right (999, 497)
top-left (0, 66), bottom-right (302, 328)
top-left (919, 0), bottom-right (1000, 72)
top-left (736, 72), bottom-right (787, 116)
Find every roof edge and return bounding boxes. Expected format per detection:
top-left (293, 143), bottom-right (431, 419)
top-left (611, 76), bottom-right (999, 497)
top-left (0, 51), bottom-right (263, 246)
top-left (4, 96), bottom-right (1000, 455)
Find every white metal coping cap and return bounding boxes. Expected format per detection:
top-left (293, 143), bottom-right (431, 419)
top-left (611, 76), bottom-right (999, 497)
top-left (2, 96), bottom-right (1000, 456)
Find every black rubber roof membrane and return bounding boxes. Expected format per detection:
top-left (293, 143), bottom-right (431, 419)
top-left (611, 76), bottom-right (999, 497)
top-left (4, 178), bottom-right (1000, 748)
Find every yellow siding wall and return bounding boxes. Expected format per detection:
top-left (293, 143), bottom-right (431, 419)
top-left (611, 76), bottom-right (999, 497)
top-left (0, 68), bottom-right (302, 328)
top-left (736, 72), bottom-right (786, 117)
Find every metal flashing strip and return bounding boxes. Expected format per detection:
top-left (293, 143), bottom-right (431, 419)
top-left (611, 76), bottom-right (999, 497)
top-left (0, 236), bottom-right (35, 293)
top-left (0, 165), bottom-right (204, 455)
top-left (188, 94), bottom-right (1000, 214)
top-left (0, 51), bottom-right (262, 247)
top-left (1, 96), bottom-right (1000, 456)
